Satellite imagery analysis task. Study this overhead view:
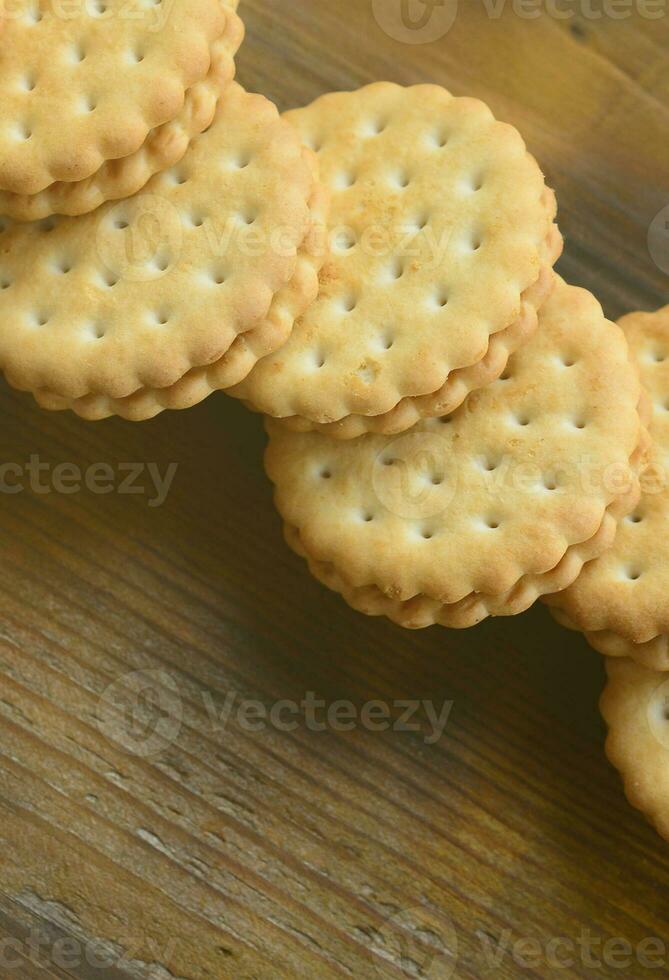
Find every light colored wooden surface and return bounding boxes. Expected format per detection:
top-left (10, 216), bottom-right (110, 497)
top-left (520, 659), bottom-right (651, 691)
top-left (1, 3), bottom-right (669, 978)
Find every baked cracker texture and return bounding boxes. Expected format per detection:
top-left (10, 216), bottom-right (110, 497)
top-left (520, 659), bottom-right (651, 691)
top-left (0, 0), bottom-right (229, 196)
top-left (0, 83), bottom-right (321, 420)
top-left (0, 7), bottom-right (245, 220)
top-left (36, 151), bottom-right (330, 420)
top-left (231, 82), bottom-right (562, 437)
top-left (546, 307), bottom-right (669, 670)
top-left (265, 278), bottom-right (645, 629)
top-left (601, 657), bottom-right (669, 841)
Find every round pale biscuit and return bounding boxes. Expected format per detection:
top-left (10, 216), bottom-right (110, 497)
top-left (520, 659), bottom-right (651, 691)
top-left (277, 225), bottom-right (562, 441)
top-left (264, 278), bottom-right (645, 629)
top-left (230, 82), bottom-right (561, 436)
top-left (33, 160), bottom-right (330, 420)
top-left (0, 9), bottom-right (245, 220)
top-left (601, 657), bottom-right (669, 841)
top-left (546, 307), bottom-right (669, 670)
top-left (0, 82), bottom-right (317, 410)
top-left (0, 0), bottom-right (228, 197)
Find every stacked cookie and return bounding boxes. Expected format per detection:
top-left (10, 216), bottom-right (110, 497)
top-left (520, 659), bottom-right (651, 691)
top-left (0, 0), bottom-right (244, 219)
top-left (237, 85), bottom-right (654, 839)
top-left (0, 3), bottom-right (327, 417)
top-left (264, 278), bottom-right (646, 630)
top-left (244, 86), bottom-right (645, 634)
top-left (231, 83), bottom-right (561, 437)
top-left (545, 307), bottom-right (669, 841)
top-left (0, 5), bottom-right (663, 840)
top-left (546, 307), bottom-right (669, 668)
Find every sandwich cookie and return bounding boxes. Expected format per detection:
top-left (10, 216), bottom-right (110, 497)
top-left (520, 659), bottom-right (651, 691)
top-left (231, 82), bottom-right (562, 438)
top-left (0, 0), bottom-right (243, 219)
top-left (601, 657), bottom-right (669, 842)
top-left (547, 307), bottom-right (669, 670)
top-left (265, 279), bottom-right (646, 629)
top-left (0, 83), bottom-right (327, 420)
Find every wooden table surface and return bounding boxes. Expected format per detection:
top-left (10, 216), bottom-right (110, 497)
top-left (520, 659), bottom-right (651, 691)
top-left (1, 3), bottom-right (669, 978)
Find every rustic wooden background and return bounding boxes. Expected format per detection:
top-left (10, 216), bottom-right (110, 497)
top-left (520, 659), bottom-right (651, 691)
top-left (0, 2), bottom-right (668, 978)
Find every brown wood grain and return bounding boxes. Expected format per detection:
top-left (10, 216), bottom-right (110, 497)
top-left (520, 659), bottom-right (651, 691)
top-left (0, 2), bottom-right (668, 978)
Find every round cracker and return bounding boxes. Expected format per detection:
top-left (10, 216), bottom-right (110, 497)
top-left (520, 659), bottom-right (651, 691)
top-left (0, 8), bottom-right (244, 219)
top-left (33, 161), bottom-right (330, 420)
top-left (601, 657), bottom-right (669, 841)
top-left (0, 82), bottom-right (316, 408)
top-left (232, 82), bottom-right (561, 435)
top-left (265, 278), bottom-right (644, 629)
top-left (0, 0), bottom-right (229, 196)
top-left (547, 307), bottom-right (669, 668)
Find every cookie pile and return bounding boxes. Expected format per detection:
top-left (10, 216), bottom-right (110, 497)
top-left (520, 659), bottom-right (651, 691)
top-left (0, 2), bottom-right (325, 418)
top-left (546, 307), bottom-right (669, 669)
top-left (0, 0), bottom-right (244, 219)
top-left (545, 307), bottom-right (669, 840)
top-left (250, 86), bottom-right (646, 641)
top-left (265, 278), bottom-right (645, 629)
top-left (0, 3), bottom-right (665, 840)
top-left (231, 83), bottom-right (561, 437)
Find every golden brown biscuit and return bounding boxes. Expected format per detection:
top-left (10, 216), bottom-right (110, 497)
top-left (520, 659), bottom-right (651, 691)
top-left (264, 278), bottom-right (645, 629)
top-left (0, 84), bottom-right (324, 420)
top-left (0, 0), bottom-right (228, 196)
top-left (601, 657), bottom-right (669, 841)
top-left (547, 306), bottom-right (669, 670)
top-left (35, 154), bottom-right (330, 420)
top-left (232, 82), bottom-right (561, 437)
top-left (0, 7), bottom-right (245, 219)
